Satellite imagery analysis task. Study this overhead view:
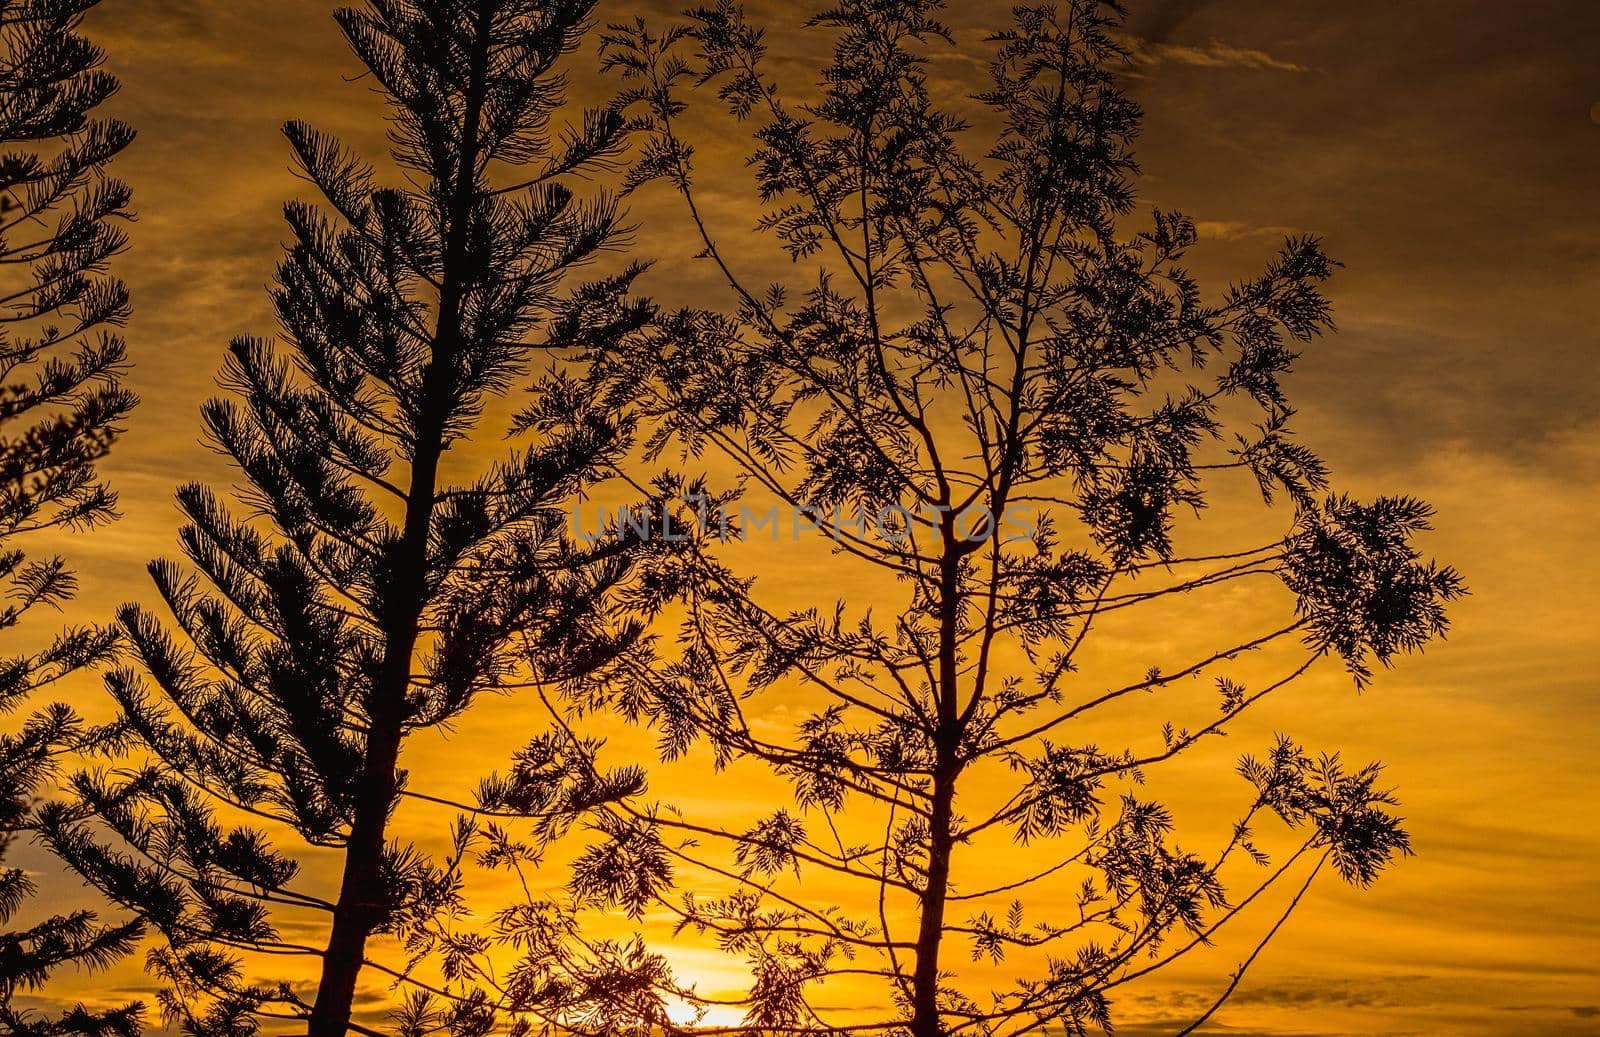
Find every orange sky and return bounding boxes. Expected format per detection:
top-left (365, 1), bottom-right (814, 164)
top-left (8, 1), bottom-right (1599, 1035)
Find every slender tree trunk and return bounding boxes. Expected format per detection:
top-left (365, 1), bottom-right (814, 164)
top-left (306, 410), bottom-right (446, 1034)
top-left (912, 760), bottom-right (957, 1037)
top-left (306, 10), bottom-right (492, 1033)
top-left (912, 543), bottom-right (963, 1037)
top-left (305, 465), bottom-right (433, 1034)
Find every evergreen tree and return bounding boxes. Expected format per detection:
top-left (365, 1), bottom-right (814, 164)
top-left (0, 0), bottom-right (141, 1033)
top-left (42, 2), bottom-right (649, 1034)
top-left (490, 2), bottom-right (1465, 1035)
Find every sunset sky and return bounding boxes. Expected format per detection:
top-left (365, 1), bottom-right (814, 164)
top-left (10, 1), bottom-right (1599, 1034)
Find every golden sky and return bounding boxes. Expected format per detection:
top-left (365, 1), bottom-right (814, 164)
top-left (10, 1), bottom-right (1599, 1034)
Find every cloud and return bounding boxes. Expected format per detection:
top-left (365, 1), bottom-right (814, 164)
top-left (1192, 220), bottom-right (1302, 242)
top-left (1109, 976), bottom-right (1439, 1037)
top-left (1501, 1004), bottom-right (1600, 1018)
top-left (1151, 974), bottom-right (1430, 1015)
top-left (1113, 1019), bottom-right (1394, 1037)
top-left (87, 0), bottom-right (229, 63)
top-left (1126, 38), bottom-right (1309, 73)
top-left (1131, 0), bottom-right (1218, 46)
top-left (1224, 977), bottom-right (1410, 1010)
top-left (1113, 0), bottom-right (1308, 74)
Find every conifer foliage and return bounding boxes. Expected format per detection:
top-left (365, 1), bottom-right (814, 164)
top-left (43, 2), bottom-right (648, 1034)
top-left (0, 0), bottom-right (140, 1033)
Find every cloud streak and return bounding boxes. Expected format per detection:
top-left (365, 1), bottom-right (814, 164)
top-left (1126, 38), bottom-right (1309, 73)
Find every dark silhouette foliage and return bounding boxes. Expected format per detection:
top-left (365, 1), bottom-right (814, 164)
top-left (40, 2), bottom-right (652, 1035)
top-left (0, 0), bottom-right (141, 1033)
top-left (476, 2), bottom-right (1466, 1036)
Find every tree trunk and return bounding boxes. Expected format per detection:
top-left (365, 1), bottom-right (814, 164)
top-left (306, 10), bottom-right (492, 1033)
top-left (306, 429), bottom-right (443, 1036)
top-left (911, 760), bottom-right (957, 1037)
top-left (911, 543), bottom-right (963, 1037)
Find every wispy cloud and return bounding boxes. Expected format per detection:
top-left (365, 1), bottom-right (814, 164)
top-left (1125, 38), bottom-right (1309, 74)
top-left (1131, 0), bottom-right (1218, 46)
top-left (1192, 219), bottom-right (1303, 242)
top-left (1501, 1004), bottom-right (1600, 1020)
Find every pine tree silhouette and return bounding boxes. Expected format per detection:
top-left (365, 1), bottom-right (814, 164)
top-left (42, 2), bottom-right (650, 1034)
top-left (0, 0), bottom-right (141, 1033)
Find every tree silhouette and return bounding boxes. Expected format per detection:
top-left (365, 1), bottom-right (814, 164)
top-left (41, 2), bottom-right (652, 1034)
top-left (489, 2), bottom-right (1465, 1035)
top-left (0, 0), bottom-right (141, 1033)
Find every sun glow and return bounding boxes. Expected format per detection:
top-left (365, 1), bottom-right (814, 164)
top-left (664, 1000), bottom-right (749, 1031)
